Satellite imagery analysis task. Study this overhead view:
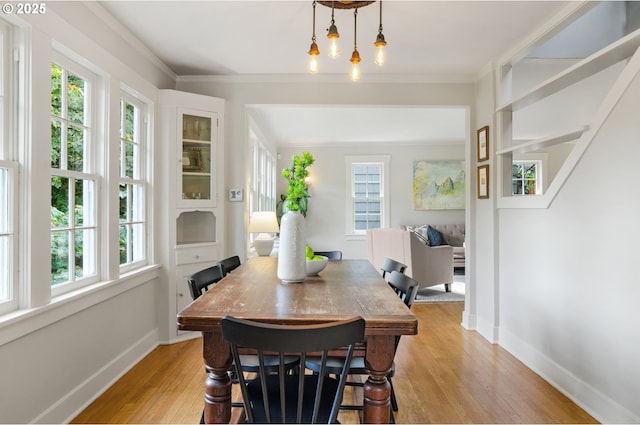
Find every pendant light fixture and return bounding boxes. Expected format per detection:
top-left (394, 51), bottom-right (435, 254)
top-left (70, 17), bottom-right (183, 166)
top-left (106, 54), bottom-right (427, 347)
top-left (327, 2), bottom-right (340, 59)
top-left (374, 0), bottom-right (386, 66)
top-left (349, 9), bottom-right (361, 81)
top-left (308, 1), bottom-right (320, 73)
top-left (310, 1), bottom-right (385, 80)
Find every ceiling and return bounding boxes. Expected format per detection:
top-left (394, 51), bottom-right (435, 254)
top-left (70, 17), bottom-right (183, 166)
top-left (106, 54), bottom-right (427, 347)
top-left (98, 1), bottom-right (572, 146)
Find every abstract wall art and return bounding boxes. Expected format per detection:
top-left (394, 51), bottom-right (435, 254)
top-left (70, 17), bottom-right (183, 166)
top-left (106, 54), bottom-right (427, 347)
top-left (413, 160), bottom-right (465, 210)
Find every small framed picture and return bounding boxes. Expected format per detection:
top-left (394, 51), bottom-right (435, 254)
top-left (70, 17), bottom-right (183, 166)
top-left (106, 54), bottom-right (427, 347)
top-left (182, 148), bottom-right (203, 171)
top-left (477, 126), bottom-right (489, 162)
top-left (228, 189), bottom-right (243, 202)
top-left (477, 164), bottom-right (489, 199)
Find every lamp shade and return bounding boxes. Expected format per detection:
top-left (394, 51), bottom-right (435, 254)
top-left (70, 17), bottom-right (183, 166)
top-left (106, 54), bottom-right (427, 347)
top-left (248, 211), bottom-right (279, 234)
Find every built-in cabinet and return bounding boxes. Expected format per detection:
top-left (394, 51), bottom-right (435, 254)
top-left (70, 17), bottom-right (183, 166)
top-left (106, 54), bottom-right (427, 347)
top-left (158, 90), bottom-right (225, 342)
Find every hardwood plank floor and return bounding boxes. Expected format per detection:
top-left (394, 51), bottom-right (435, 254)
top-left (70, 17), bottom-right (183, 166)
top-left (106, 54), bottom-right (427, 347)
top-left (72, 302), bottom-right (597, 424)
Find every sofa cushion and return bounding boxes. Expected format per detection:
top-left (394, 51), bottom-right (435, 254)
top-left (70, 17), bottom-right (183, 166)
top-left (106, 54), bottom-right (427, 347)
top-left (427, 225), bottom-right (445, 246)
top-left (409, 229), bottom-right (429, 245)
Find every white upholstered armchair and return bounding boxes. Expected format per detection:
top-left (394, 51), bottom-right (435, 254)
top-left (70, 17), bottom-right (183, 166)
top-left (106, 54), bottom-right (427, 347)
top-left (366, 228), bottom-right (454, 290)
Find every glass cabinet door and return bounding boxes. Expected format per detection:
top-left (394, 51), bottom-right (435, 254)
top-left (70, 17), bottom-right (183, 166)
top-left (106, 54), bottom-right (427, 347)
top-left (179, 110), bottom-right (217, 207)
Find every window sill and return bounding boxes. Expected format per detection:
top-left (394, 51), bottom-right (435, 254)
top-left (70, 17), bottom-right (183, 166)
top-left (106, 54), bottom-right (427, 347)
top-left (0, 264), bottom-right (161, 346)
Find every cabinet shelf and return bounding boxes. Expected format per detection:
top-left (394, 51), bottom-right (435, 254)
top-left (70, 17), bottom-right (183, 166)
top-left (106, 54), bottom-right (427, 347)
top-left (497, 29), bottom-right (640, 113)
top-left (183, 139), bottom-right (211, 145)
top-left (496, 126), bottom-right (588, 155)
top-left (182, 171), bottom-right (212, 176)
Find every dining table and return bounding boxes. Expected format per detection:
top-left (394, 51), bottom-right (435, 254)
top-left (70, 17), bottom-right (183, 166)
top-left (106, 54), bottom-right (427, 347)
top-left (177, 256), bottom-right (418, 424)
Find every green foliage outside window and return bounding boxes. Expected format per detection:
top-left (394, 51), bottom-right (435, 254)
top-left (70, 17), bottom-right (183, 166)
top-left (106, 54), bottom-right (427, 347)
top-left (512, 162), bottom-right (538, 195)
top-left (50, 63), bottom-right (91, 284)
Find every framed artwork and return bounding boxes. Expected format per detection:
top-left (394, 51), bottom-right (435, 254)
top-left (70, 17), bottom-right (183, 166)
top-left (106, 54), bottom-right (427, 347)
top-left (182, 148), bottom-right (203, 171)
top-left (477, 126), bottom-right (489, 162)
top-left (477, 164), bottom-right (489, 199)
top-left (413, 160), bottom-right (465, 210)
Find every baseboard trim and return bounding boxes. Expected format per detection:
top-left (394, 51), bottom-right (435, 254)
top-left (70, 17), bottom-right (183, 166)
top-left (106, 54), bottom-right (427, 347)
top-left (33, 328), bottom-right (159, 424)
top-left (475, 316), bottom-right (499, 344)
top-left (500, 328), bottom-right (640, 424)
top-left (461, 309), bottom-right (476, 330)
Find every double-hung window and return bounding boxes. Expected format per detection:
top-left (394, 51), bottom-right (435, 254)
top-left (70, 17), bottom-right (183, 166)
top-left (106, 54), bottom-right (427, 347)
top-left (118, 93), bottom-right (147, 271)
top-left (1, 19), bottom-right (18, 313)
top-left (249, 131), bottom-right (276, 213)
top-left (50, 60), bottom-right (99, 292)
top-left (345, 155), bottom-right (390, 236)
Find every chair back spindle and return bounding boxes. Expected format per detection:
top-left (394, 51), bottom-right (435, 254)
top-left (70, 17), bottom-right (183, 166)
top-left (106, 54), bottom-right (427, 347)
top-left (222, 316), bottom-right (365, 424)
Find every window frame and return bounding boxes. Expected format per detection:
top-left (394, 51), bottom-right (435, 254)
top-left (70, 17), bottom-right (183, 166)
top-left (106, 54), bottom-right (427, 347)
top-left (118, 90), bottom-right (148, 273)
top-left (249, 131), bottom-right (276, 214)
top-left (0, 161), bottom-right (18, 314)
top-left (50, 55), bottom-right (101, 296)
top-left (0, 19), bottom-right (19, 314)
top-left (512, 158), bottom-right (544, 196)
top-left (345, 155), bottom-right (390, 238)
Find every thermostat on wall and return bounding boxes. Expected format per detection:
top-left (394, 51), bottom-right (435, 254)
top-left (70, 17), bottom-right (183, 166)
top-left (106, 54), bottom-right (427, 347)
top-left (228, 189), bottom-right (243, 202)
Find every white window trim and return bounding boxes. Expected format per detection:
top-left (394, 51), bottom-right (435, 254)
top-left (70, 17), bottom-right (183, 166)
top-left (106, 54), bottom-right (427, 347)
top-left (0, 19), bottom-right (19, 314)
top-left (50, 55), bottom-right (101, 297)
top-left (0, 161), bottom-right (18, 314)
top-left (512, 152), bottom-right (548, 195)
top-left (344, 155), bottom-right (390, 240)
top-left (118, 90), bottom-right (149, 273)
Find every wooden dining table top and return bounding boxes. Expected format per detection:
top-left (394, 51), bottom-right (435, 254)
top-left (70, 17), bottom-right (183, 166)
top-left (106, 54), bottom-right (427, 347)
top-left (177, 256), bottom-right (418, 337)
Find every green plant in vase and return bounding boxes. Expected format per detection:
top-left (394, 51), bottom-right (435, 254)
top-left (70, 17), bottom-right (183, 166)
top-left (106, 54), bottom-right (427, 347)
top-left (281, 151), bottom-right (314, 217)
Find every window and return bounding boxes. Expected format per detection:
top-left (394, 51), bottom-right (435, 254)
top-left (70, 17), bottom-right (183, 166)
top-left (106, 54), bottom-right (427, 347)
top-left (1, 19), bottom-right (18, 313)
top-left (119, 93), bottom-right (147, 271)
top-left (345, 156), bottom-right (390, 236)
top-left (249, 130), bottom-right (276, 213)
top-left (512, 160), bottom-right (542, 195)
top-left (50, 60), bottom-right (99, 291)
top-left (0, 163), bottom-right (16, 310)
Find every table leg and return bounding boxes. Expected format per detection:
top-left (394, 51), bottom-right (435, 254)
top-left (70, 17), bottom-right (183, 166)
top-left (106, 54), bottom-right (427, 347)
top-left (202, 331), bottom-right (232, 424)
top-left (363, 334), bottom-right (396, 424)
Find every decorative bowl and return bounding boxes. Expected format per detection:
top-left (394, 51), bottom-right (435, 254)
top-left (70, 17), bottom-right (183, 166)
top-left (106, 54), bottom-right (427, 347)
top-left (306, 256), bottom-right (329, 276)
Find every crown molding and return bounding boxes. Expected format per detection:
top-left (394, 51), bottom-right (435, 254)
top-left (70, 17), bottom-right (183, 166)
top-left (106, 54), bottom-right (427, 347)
top-left (176, 73), bottom-right (475, 85)
top-left (84, 2), bottom-right (177, 82)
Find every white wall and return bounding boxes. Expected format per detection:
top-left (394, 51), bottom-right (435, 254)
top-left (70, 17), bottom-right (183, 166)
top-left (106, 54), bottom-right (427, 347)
top-left (0, 4), bottom-right (172, 423)
top-left (470, 69), bottom-right (499, 339)
top-left (278, 143), bottom-right (465, 259)
top-left (497, 71), bottom-right (640, 423)
top-left (175, 78), bottom-right (475, 259)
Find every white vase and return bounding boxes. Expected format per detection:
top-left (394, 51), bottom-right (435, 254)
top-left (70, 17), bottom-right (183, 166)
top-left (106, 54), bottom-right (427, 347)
top-left (277, 211), bottom-right (306, 283)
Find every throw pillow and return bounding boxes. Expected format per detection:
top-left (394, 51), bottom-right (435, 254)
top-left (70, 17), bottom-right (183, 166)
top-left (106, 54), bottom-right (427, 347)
top-left (427, 225), bottom-right (445, 246)
top-left (410, 229), bottom-right (429, 245)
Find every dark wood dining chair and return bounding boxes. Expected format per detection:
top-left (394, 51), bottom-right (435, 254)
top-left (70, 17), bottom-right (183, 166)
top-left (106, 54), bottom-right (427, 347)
top-left (187, 264), bottom-right (225, 300)
top-left (380, 257), bottom-right (407, 280)
top-left (221, 316), bottom-right (365, 424)
top-left (314, 250), bottom-right (343, 261)
top-left (218, 255), bottom-right (241, 276)
top-left (305, 270), bottom-right (418, 418)
top-left (187, 257), bottom-right (297, 420)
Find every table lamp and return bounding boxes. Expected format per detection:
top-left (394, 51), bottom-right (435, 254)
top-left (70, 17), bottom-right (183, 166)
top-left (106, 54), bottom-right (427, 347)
top-left (248, 211), bottom-right (280, 256)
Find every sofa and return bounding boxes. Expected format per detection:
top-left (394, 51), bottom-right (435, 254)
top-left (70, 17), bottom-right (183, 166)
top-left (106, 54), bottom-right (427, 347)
top-left (366, 228), bottom-right (454, 290)
top-left (402, 224), bottom-right (465, 269)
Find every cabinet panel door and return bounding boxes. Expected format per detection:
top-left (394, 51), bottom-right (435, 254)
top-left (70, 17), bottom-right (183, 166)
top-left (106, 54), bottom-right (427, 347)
top-left (178, 109), bottom-right (217, 208)
top-left (176, 261), bottom-right (217, 335)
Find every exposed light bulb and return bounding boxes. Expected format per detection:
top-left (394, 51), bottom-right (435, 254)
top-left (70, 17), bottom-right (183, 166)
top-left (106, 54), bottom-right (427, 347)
top-left (374, 44), bottom-right (386, 66)
top-left (350, 61), bottom-right (361, 81)
top-left (328, 37), bottom-right (340, 59)
top-left (308, 40), bottom-right (320, 74)
top-left (308, 55), bottom-right (319, 74)
top-left (374, 1), bottom-right (387, 67)
top-left (350, 49), bottom-right (361, 81)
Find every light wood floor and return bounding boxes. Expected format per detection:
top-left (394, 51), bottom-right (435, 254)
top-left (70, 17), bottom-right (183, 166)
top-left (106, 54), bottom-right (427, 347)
top-left (72, 302), bottom-right (597, 424)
